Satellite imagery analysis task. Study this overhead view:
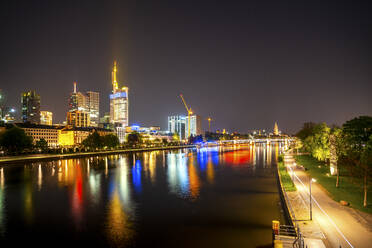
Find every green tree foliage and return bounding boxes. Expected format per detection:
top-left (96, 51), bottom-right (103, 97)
top-left (127, 132), bottom-right (142, 146)
top-left (82, 131), bottom-right (103, 149)
top-left (102, 134), bottom-right (120, 149)
top-left (172, 132), bottom-right (180, 141)
top-left (296, 122), bottom-right (316, 141)
top-left (342, 116), bottom-right (372, 207)
top-left (301, 123), bottom-right (330, 161)
top-left (35, 138), bottom-right (48, 152)
top-left (0, 126), bottom-right (33, 153)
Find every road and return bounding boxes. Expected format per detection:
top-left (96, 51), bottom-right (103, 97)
top-left (286, 153), bottom-right (372, 248)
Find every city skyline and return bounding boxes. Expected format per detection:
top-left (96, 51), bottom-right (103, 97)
top-left (0, 1), bottom-right (371, 134)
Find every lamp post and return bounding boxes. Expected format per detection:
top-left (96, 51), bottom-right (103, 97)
top-left (310, 178), bottom-right (316, 220)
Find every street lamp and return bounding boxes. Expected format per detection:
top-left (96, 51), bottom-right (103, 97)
top-left (310, 178), bottom-right (316, 220)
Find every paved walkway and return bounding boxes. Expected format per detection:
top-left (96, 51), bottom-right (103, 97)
top-left (284, 151), bottom-right (372, 248)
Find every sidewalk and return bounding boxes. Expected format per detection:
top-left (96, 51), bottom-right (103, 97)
top-left (284, 151), bottom-right (372, 248)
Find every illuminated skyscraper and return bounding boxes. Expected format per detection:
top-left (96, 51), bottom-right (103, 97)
top-left (186, 115), bottom-right (202, 137)
top-left (21, 90), bottom-right (40, 124)
top-left (68, 82), bottom-right (99, 127)
top-left (69, 82), bottom-right (87, 112)
top-left (168, 115), bottom-right (186, 139)
top-left (40, 111), bottom-right (53, 125)
top-left (110, 61), bottom-right (129, 127)
top-left (86, 91), bottom-right (99, 127)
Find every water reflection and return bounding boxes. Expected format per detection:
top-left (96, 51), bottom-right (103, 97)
top-left (132, 160), bottom-right (142, 193)
top-left (106, 190), bottom-right (133, 247)
top-left (24, 168), bottom-right (33, 224)
top-left (167, 152), bottom-right (189, 198)
top-left (0, 143), bottom-right (286, 247)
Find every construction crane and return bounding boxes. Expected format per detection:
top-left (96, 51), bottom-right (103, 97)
top-left (206, 117), bottom-right (212, 132)
top-left (179, 94), bottom-right (193, 138)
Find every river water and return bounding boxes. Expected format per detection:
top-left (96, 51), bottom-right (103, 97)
top-left (0, 144), bottom-right (285, 247)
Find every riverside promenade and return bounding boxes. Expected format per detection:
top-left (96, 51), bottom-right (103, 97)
top-left (0, 145), bottom-right (195, 165)
top-left (283, 151), bottom-right (372, 248)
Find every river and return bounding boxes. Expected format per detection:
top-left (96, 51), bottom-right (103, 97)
top-left (0, 143), bottom-right (285, 247)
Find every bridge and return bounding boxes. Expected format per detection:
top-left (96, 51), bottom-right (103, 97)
top-left (218, 137), bottom-right (294, 145)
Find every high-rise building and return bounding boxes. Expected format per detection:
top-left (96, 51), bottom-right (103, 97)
top-left (186, 115), bottom-right (202, 138)
top-left (40, 111), bottom-right (53, 125)
top-left (69, 82), bottom-right (87, 112)
top-left (21, 90), bottom-right (40, 124)
top-left (86, 91), bottom-right (99, 127)
top-left (110, 61), bottom-right (129, 127)
top-left (67, 110), bottom-right (90, 127)
top-left (168, 115), bottom-right (186, 139)
top-left (68, 82), bottom-right (99, 127)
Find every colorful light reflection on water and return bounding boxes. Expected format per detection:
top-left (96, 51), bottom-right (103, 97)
top-left (0, 143), bottom-right (284, 247)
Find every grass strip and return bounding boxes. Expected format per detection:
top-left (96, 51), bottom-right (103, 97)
top-left (295, 155), bottom-right (372, 214)
top-left (278, 161), bottom-right (297, 192)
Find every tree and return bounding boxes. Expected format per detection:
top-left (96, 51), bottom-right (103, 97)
top-left (35, 138), bottom-right (48, 153)
top-left (172, 132), bottom-right (180, 142)
top-left (162, 138), bottom-right (168, 146)
top-left (0, 126), bottom-right (33, 154)
top-left (296, 122), bottom-right (317, 141)
top-left (342, 116), bottom-right (372, 207)
top-left (301, 123), bottom-right (330, 161)
top-left (127, 132), bottom-right (142, 146)
top-left (102, 134), bottom-right (120, 149)
top-left (82, 131), bottom-right (103, 150)
top-left (330, 127), bottom-right (344, 187)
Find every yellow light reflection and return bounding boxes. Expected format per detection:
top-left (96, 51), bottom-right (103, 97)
top-left (206, 158), bottom-right (214, 184)
top-left (188, 156), bottom-right (200, 199)
top-left (148, 152), bottom-right (156, 183)
top-left (106, 190), bottom-right (133, 246)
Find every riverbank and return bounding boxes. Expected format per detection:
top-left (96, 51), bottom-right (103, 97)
top-left (285, 151), bottom-right (372, 248)
top-left (295, 154), bottom-right (372, 215)
top-left (0, 145), bottom-right (195, 165)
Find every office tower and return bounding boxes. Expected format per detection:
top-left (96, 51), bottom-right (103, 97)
top-left (40, 111), bottom-right (53, 125)
top-left (168, 115), bottom-right (186, 140)
top-left (67, 110), bottom-right (90, 127)
top-left (86, 91), bottom-right (99, 127)
top-left (186, 115), bottom-right (202, 138)
top-left (110, 61), bottom-right (129, 127)
top-left (69, 82), bottom-right (87, 112)
top-left (21, 90), bottom-right (40, 124)
top-left (68, 82), bottom-right (99, 127)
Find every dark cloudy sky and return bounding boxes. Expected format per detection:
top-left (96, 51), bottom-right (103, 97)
top-left (0, 0), bottom-right (371, 134)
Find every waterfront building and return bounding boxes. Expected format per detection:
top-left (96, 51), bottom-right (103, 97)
top-left (168, 115), bottom-right (186, 139)
top-left (21, 90), bottom-right (40, 124)
top-left (186, 114), bottom-right (202, 138)
top-left (15, 123), bottom-right (61, 147)
top-left (67, 110), bottom-right (90, 127)
top-left (40, 111), bottom-right (53, 125)
top-left (86, 91), bottom-right (99, 127)
top-left (110, 61), bottom-right (129, 127)
top-left (116, 126), bottom-right (126, 143)
top-left (58, 126), bottom-right (115, 147)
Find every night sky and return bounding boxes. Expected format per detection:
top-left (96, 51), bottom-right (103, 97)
top-left (0, 0), bottom-right (371, 134)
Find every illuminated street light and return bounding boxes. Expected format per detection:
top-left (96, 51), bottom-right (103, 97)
top-left (310, 178), bottom-right (316, 220)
